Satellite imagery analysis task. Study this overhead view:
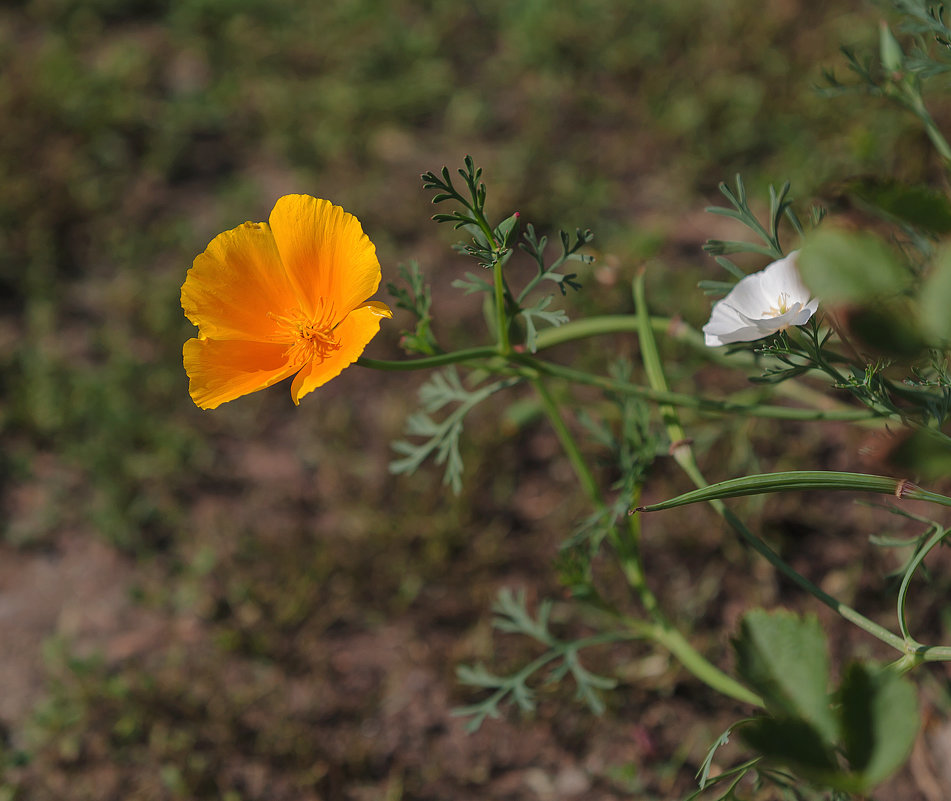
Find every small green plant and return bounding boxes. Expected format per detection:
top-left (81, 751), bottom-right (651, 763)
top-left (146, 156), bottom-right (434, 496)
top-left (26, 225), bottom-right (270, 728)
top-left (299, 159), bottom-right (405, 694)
top-left (357, 5), bottom-right (951, 790)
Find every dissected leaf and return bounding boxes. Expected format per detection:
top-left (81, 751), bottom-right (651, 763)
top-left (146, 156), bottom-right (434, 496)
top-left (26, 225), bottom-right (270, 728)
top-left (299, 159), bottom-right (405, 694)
top-left (520, 295), bottom-right (568, 353)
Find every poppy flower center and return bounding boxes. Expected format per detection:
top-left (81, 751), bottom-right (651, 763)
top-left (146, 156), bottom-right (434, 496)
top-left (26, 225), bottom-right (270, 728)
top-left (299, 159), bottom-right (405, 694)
top-left (764, 292), bottom-right (792, 318)
top-left (269, 308), bottom-right (341, 365)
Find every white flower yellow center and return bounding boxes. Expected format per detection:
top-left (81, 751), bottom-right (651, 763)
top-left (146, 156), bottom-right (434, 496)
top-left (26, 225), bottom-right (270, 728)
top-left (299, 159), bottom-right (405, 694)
top-left (763, 292), bottom-right (791, 318)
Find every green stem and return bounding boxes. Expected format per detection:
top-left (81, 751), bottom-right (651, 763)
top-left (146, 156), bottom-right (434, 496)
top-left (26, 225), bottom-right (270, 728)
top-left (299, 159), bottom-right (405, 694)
top-left (644, 621), bottom-right (763, 707)
top-left (358, 347), bottom-right (499, 371)
top-left (719, 504), bottom-right (907, 653)
top-left (363, 317), bottom-right (875, 423)
top-left (530, 375), bottom-right (602, 506)
top-left (897, 524), bottom-right (951, 643)
top-left (518, 356), bottom-right (880, 422)
top-left (635, 471), bottom-right (951, 513)
top-left (632, 272), bottom-right (909, 655)
top-left (635, 271), bottom-right (686, 448)
top-left (908, 91), bottom-right (951, 163)
top-left (530, 370), bottom-right (761, 707)
top-left (493, 256), bottom-right (511, 354)
top-left (918, 645), bottom-right (951, 661)
top-left (531, 314), bottom-right (722, 355)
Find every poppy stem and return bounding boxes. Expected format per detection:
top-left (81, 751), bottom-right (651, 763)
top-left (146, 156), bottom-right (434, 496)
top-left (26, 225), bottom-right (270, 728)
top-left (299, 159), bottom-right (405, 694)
top-left (633, 268), bottom-right (910, 655)
top-left (493, 255), bottom-right (511, 354)
top-left (530, 372), bottom-right (763, 708)
top-left (358, 347), bottom-right (500, 370)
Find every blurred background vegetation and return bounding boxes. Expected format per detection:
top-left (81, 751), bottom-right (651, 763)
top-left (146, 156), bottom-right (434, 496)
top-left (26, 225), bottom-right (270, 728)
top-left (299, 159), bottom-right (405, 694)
top-left (1, 0), bottom-right (948, 799)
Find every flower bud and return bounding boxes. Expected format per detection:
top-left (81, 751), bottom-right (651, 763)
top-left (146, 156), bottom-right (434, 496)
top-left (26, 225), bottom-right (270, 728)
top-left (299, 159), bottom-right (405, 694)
top-left (879, 21), bottom-right (904, 76)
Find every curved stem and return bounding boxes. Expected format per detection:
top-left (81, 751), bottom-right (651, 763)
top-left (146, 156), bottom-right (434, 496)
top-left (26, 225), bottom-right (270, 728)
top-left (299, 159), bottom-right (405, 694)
top-left (358, 347), bottom-right (499, 371)
top-left (644, 620), bottom-right (762, 707)
top-left (918, 645), bottom-right (951, 661)
top-left (529, 375), bottom-right (601, 505)
top-left (721, 505), bottom-right (907, 652)
top-left (897, 524), bottom-right (951, 642)
top-left (907, 91), bottom-right (951, 163)
top-left (632, 272), bottom-right (909, 655)
top-left (361, 317), bottom-right (876, 423)
top-left (635, 471), bottom-right (951, 513)
top-left (529, 372), bottom-right (762, 707)
top-left (533, 314), bottom-right (642, 347)
top-left (518, 355), bottom-right (880, 423)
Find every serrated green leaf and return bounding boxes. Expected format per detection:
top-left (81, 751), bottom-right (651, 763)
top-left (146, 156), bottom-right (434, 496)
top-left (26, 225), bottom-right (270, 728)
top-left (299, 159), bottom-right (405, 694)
top-left (838, 662), bottom-right (919, 788)
top-left (390, 371), bottom-right (519, 492)
top-left (733, 610), bottom-right (838, 745)
top-left (450, 700), bottom-right (502, 733)
top-left (798, 227), bottom-right (909, 302)
top-left (740, 717), bottom-right (840, 776)
top-left (695, 720), bottom-right (758, 790)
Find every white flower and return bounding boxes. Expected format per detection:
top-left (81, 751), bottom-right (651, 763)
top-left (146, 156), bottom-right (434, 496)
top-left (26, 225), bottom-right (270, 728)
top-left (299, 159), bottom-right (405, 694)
top-left (703, 251), bottom-right (818, 347)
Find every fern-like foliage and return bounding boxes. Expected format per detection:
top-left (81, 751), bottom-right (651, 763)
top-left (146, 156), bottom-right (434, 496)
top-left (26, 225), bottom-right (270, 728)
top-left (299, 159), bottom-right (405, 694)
top-left (386, 261), bottom-right (440, 355)
top-left (389, 367), bottom-right (518, 493)
top-left (453, 588), bottom-right (631, 732)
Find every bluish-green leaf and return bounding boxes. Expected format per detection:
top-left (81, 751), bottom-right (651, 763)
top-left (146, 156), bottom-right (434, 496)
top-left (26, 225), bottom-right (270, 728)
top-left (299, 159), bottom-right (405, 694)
top-left (879, 22), bottom-right (905, 73)
top-left (798, 227), bottom-right (908, 302)
top-left (919, 243), bottom-right (951, 343)
top-left (733, 610), bottom-right (837, 745)
top-left (838, 662), bottom-right (919, 789)
top-left (740, 717), bottom-right (840, 775)
top-left (845, 178), bottom-right (951, 235)
top-left (494, 211), bottom-right (520, 248)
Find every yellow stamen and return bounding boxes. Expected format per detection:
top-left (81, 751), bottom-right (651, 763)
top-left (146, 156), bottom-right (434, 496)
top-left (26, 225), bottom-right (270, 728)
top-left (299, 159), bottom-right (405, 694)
top-left (764, 292), bottom-right (791, 318)
top-left (268, 305), bottom-right (341, 366)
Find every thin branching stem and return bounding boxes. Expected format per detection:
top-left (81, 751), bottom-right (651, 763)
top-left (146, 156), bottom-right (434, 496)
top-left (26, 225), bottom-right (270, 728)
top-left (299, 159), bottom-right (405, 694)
top-left (632, 273), bottom-right (910, 655)
top-left (528, 368), bottom-right (762, 707)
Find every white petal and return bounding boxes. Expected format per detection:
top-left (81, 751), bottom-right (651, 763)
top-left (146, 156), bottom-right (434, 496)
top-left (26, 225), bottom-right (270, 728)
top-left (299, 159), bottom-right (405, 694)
top-left (703, 301), bottom-right (768, 345)
top-left (702, 251), bottom-right (818, 347)
top-left (757, 251), bottom-right (811, 306)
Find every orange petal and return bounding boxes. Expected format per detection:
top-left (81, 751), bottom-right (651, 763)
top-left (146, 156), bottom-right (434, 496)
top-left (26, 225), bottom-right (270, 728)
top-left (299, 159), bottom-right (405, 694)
top-left (182, 221), bottom-right (298, 342)
top-left (290, 301), bottom-right (393, 405)
top-left (184, 337), bottom-right (299, 410)
top-left (268, 195), bottom-right (381, 325)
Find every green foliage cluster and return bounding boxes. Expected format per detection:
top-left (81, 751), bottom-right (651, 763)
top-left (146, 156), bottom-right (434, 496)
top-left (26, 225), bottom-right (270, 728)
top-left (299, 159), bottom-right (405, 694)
top-left (374, 1), bottom-right (951, 794)
top-left (691, 612), bottom-right (919, 800)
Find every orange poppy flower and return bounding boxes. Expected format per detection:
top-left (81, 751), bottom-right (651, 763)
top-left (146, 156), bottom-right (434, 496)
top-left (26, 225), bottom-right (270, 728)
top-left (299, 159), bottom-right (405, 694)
top-left (181, 194), bottom-right (392, 409)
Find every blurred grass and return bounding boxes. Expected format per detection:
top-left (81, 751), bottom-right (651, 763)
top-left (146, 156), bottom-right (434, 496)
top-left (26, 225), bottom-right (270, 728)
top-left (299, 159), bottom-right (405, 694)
top-left (1, 0), bottom-right (947, 798)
